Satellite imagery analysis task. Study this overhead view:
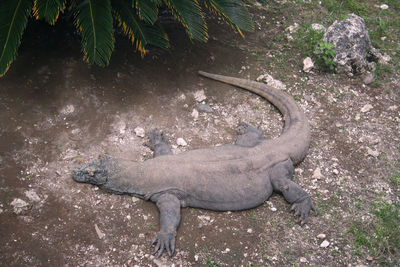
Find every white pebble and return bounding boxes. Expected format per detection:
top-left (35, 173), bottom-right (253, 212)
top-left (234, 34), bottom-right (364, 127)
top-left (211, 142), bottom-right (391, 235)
top-left (320, 240), bottom-right (330, 248)
top-left (177, 138), bottom-right (187, 147)
top-left (312, 167), bottom-right (323, 179)
top-left (380, 4), bottom-right (389, 9)
top-left (132, 196), bottom-right (140, 203)
top-left (134, 127), bottom-right (145, 138)
top-left (25, 190), bottom-right (41, 202)
top-left (247, 228), bottom-right (253, 233)
top-left (361, 104), bottom-right (373, 113)
top-left (317, 233), bottom-right (326, 239)
top-left (303, 57), bottom-right (314, 73)
top-left (367, 147), bottom-right (380, 157)
top-left (193, 90), bottom-right (207, 102)
top-left (191, 109), bottom-right (199, 120)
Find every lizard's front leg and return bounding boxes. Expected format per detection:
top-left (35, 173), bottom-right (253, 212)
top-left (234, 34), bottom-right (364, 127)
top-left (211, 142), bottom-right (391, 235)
top-left (270, 159), bottom-right (317, 225)
top-left (150, 193), bottom-right (181, 257)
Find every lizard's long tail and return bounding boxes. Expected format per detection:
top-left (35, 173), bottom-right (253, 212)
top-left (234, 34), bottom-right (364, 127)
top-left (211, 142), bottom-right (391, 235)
top-left (198, 71), bottom-right (310, 165)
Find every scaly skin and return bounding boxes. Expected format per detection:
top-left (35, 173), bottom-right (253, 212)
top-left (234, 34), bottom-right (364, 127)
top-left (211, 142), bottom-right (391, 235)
top-left (72, 71), bottom-right (316, 258)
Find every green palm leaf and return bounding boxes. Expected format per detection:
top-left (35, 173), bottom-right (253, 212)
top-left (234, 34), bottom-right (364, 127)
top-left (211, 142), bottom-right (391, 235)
top-left (0, 0), bottom-right (33, 77)
top-left (113, 0), bottom-right (169, 57)
top-left (74, 0), bottom-right (115, 67)
top-left (163, 0), bottom-right (208, 41)
top-left (203, 0), bottom-right (254, 36)
top-left (134, 0), bottom-right (160, 24)
top-left (33, 0), bottom-right (66, 25)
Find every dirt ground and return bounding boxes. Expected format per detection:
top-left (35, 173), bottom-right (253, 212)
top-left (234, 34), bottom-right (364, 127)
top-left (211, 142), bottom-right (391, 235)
top-left (1, 1), bottom-right (399, 267)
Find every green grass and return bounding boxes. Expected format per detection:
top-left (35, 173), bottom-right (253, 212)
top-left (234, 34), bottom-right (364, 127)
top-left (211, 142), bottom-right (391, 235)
top-left (292, 23), bottom-right (324, 57)
top-left (205, 255), bottom-right (222, 267)
top-left (389, 169), bottom-right (400, 189)
top-left (349, 200), bottom-right (400, 265)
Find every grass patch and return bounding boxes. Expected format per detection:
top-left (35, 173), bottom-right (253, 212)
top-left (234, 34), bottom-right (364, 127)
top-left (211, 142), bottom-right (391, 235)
top-left (205, 255), bottom-right (222, 267)
top-left (292, 23), bottom-right (324, 57)
top-left (349, 200), bottom-right (400, 265)
top-left (389, 169), bottom-right (400, 189)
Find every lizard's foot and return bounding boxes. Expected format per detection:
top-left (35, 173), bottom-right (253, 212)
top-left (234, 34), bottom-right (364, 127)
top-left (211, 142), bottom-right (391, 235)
top-left (146, 130), bottom-right (172, 157)
top-left (235, 122), bottom-right (263, 147)
top-left (152, 231), bottom-right (176, 258)
top-left (291, 196), bottom-right (317, 225)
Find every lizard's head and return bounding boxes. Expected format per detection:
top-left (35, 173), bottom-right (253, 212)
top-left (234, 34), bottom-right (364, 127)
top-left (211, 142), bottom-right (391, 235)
top-left (72, 157), bottom-right (110, 185)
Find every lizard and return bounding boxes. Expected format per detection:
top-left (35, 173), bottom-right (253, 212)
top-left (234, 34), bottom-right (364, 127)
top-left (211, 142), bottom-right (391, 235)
top-left (72, 71), bottom-right (316, 258)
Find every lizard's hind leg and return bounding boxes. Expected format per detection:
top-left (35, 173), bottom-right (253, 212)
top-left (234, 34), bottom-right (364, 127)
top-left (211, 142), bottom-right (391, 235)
top-left (147, 130), bottom-right (173, 157)
top-left (235, 122), bottom-right (264, 147)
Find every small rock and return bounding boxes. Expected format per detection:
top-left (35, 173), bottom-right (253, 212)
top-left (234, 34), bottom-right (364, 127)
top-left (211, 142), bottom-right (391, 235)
top-left (380, 4), bottom-right (389, 10)
top-left (178, 93), bottom-right (186, 101)
top-left (363, 72), bottom-right (374, 84)
top-left (256, 74), bottom-right (286, 90)
top-left (312, 167), bottom-right (323, 179)
top-left (311, 23), bottom-right (326, 32)
top-left (247, 228), bottom-right (253, 233)
top-left (132, 196), bottom-right (140, 203)
top-left (193, 90), bottom-right (207, 102)
top-left (198, 215), bottom-right (211, 225)
top-left (24, 190), bottom-right (41, 202)
top-left (285, 23), bottom-right (299, 34)
top-left (320, 240), bottom-right (330, 248)
top-left (366, 147), bottom-right (379, 157)
top-left (191, 109), bottom-right (199, 120)
top-left (197, 103), bottom-right (213, 113)
top-left (11, 198), bottom-right (30, 214)
top-left (333, 169), bottom-right (339, 175)
top-left (114, 121), bottom-right (126, 134)
top-left (300, 257), bottom-right (308, 263)
top-left (303, 57), bottom-right (314, 73)
top-left (361, 104), bottom-right (373, 113)
top-left (60, 104), bottom-right (75, 115)
top-left (134, 127), bottom-right (145, 138)
top-left (388, 105), bottom-right (398, 111)
top-left (177, 138), bottom-right (187, 147)
top-left (222, 248), bottom-right (230, 253)
top-left (94, 224), bottom-right (105, 239)
top-left (194, 255), bottom-right (199, 261)
top-left (378, 53), bottom-right (391, 65)
top-left (317, 233), bottom-right (326, 239)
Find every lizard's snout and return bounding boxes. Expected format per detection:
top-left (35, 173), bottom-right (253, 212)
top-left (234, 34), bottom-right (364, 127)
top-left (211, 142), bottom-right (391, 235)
top-left (72, 166), bottom-right (89, 183)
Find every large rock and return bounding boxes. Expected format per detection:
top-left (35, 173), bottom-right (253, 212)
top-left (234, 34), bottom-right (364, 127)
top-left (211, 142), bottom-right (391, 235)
top-left (322, 14), bottom-right (386, 76)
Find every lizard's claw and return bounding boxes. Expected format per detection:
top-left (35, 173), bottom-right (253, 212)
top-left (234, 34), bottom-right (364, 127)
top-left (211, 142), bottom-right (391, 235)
top-left (152, 231), bottom-right (176, 258)
top-left (290, 196), bottom-right (317, 225)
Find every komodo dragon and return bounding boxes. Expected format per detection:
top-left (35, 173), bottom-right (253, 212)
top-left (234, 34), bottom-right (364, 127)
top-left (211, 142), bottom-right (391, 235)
top-left (72, 71), bottom-right (316, 258)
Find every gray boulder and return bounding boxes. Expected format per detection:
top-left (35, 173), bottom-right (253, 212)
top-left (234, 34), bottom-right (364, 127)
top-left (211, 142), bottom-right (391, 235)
top-left (322, 14), bottom-right (386, 76)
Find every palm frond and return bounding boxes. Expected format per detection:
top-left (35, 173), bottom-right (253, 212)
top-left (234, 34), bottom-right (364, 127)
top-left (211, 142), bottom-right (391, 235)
top-left (112, 0), bottom-right (169, 57)
top-left (73, 0), bottom-right (114, 67)
top-left (163, 0), bottom-right (208, 42)
top-left (134, 0), bottom-right (160, 24)
top-left (203, 0), bottom-right (253, 36)
top-left (0, 0), bottom-right (34, 77)
top-left (33, 0), bottom-right (66, 25)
